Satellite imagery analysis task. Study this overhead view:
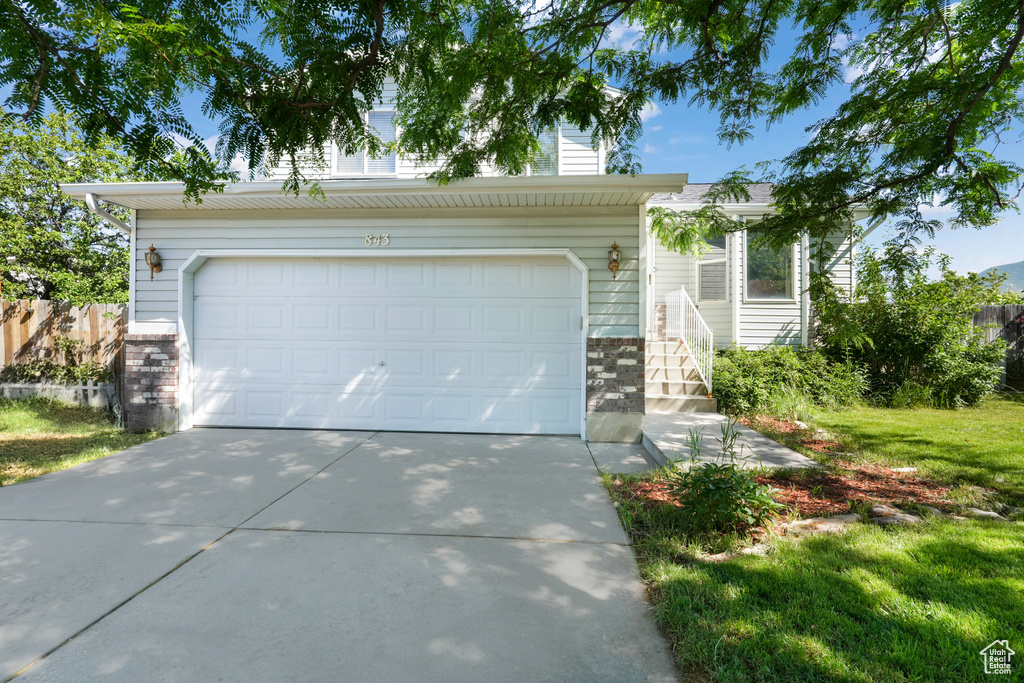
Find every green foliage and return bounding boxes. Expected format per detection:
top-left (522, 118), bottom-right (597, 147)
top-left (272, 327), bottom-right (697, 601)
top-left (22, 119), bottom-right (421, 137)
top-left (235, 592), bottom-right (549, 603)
top-left (0, 359), bottom-right (112, 384)
top-left (816, 244), bottom-right (1007, 408)
top-left (1, 114), bottom-right (138, 304)
top-left (0, 335), bottom-right (111, 384)
top-left (647, 175), bottom-right (751, 256)
top-left (665, 421), bottom-right (786, 534)
top-left (713, 345), bottom-right (867, 416)
top-left (3, 0), bottom-right (1023, 244)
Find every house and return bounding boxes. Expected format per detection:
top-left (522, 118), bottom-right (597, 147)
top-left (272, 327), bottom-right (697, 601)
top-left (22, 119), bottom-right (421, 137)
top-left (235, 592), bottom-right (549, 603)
top-left (62, 85), bottom-right (861, 440)
top-left (64, 173), bottom-right (681, 443)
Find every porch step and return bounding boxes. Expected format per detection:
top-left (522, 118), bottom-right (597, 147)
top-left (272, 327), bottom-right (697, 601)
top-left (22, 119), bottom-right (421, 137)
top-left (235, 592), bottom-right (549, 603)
top-left (646, 353), bottom-right (700, 369)
top-left (646, 395), bottom-right (719, 413)
top-left (645, 366), bottom-right (703, 383)
top-left (649, 380), bottom-right (708, 396)
top-left (646, 341), bottom-right (690, 356)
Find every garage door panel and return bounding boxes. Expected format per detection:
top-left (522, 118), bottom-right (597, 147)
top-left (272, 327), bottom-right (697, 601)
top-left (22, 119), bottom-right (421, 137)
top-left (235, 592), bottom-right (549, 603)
top-left (197, 342), bottom-right (580, 387)
top-left (192, 257), bottom-right (583, 434)
top-left (195, 259), bottom-right (583, 301)
top-left (194, 299), bottom-right (579, 342)
top-left (193, 384), bottom-right (580, 434)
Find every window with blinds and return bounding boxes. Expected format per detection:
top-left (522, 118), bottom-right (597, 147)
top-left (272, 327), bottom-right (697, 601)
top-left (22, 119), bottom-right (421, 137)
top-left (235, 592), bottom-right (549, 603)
top-left (532, 127), bottom-right (558, 176)
top-left (698, 235), bottom-right (728, 301)
top-left (335, 111), bottom-right (397, 176)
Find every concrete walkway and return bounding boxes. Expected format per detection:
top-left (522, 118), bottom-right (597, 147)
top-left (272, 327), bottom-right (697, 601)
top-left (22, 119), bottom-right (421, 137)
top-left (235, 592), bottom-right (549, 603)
top-left (643, 413), bottom-right (821, 470)
top-left (0, 429), bottom-right (676, 682)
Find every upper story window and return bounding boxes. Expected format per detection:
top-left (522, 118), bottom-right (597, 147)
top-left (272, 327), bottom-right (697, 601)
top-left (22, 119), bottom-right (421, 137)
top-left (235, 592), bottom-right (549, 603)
top-left (335, 111), bottom-right (397, 176)
top-left (746, 229), bottom-right (795, 300)
top-left (531, 127), bottom-right (558, 176)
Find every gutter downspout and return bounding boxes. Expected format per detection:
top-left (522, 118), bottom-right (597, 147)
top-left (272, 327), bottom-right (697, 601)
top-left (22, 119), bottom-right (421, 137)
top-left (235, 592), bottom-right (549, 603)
top-left (85, 193), bottom-right (131, 233)
top-left (800, 233), bottom-right (810, 347)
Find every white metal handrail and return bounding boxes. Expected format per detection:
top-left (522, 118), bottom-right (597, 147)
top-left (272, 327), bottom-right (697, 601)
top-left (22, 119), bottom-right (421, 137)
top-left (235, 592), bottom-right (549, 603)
top-left (664, 287), bottom-right (714, 392)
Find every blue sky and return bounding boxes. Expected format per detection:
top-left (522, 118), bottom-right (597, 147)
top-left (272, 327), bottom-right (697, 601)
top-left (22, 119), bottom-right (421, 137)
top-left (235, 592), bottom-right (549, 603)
top-left (634, 94), bottom-right (1024, 276)
top-left (619, 22), bottom-right (1024, 276)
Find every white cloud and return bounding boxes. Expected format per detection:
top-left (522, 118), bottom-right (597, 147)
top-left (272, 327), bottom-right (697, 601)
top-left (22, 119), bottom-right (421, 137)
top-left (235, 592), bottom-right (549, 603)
top-left (605, 20), bottom-right (643, 51)
top-left (650, 125), bottom-right (663, 132)
top-left (667, 133), bottom-right (706, 146)
top-left (643, 143), bottom-right (660, 154)
top-left (831, 34), bottom-right (856, 51)
top-left (167, 131), bottom-right (256, 178)
top-left (203, 134), bottom-right (253, 176)
top-left (843, 59), bottom-right (872, 84)
top-left (640, 102), bottom-right (662, 122)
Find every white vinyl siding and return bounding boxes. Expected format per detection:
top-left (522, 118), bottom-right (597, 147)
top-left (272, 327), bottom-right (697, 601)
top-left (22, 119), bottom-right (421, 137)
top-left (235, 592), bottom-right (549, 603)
top-left (559, 121), bottom-right (601, 175)
top-left (650, 223), bottom-right (855, 348)
top-left (652, 237), bottom-right (736, 348)
top-left (134, 206), bottom-right (641, 337)
top-left (265, 78), bottom-right (605, 180)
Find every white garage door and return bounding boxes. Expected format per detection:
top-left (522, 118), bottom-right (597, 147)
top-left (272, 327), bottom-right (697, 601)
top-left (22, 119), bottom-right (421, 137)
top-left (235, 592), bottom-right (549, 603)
top-left (191, 256), bottom-right (583, 434)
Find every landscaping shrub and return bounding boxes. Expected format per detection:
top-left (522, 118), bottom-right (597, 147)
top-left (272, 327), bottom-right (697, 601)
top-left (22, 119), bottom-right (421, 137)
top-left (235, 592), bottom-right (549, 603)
top-left (0, 359), bottom-right (111, 384)
top-left (0, 336), bottom-right (111, 384)
top-left (665, 420), bottom-right (785, 533)
top-left (713, 344), bottom-right (866, 415)
top-left (815, 244), bottom-right (1006, 408)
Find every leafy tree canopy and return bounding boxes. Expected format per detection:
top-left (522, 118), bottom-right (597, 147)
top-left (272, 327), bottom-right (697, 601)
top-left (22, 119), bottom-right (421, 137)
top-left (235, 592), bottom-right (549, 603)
top-left (0, 112), bottom-right (139, 304)
top-left (3, 0), bottom-right (1022, 249)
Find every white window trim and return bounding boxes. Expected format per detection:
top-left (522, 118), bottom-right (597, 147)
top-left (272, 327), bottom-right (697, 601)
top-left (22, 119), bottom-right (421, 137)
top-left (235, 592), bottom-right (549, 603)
top-left (743, 232), bottom-right (800, 303)
top-left (524, 123), bottom-right (561, 176)
top-left (696, 256), bottom-right (729, 303)
top-left (331, 110), bottom-right (399, 178)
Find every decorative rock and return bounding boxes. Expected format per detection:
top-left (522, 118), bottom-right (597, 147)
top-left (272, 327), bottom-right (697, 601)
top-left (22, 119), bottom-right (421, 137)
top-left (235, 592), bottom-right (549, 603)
top-left (871, 513), bottom-right (921, 526)
top-left (918, 505), bottom-right (943, 517)
top-left (869, 504), bottom-right (902, 517)
top-left (965, 508), bottom-right (1009, 522)
top-left (741, 544), bottom-right (770, 556)
top-left (891, 467), bottom-right (918, 473)
top-left (794, 421), bottom-right (809, 430)
top-left (784, 514), bottom-right (861, 536)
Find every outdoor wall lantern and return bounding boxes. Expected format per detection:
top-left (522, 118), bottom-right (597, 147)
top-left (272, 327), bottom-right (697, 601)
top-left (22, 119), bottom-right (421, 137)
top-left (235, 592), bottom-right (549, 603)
top-left (145, 244), bottom-right (163, 281)
top-left (608, 242), bottom-right (621, 280)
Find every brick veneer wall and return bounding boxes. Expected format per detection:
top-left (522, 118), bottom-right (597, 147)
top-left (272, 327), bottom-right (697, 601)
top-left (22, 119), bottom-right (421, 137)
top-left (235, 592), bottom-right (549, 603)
top-left (124, 334), bottom-right (178, 433)
top-left (653, 304), bottom-right (667, 341)
top-left (586, 337), bottom-right (645, 413)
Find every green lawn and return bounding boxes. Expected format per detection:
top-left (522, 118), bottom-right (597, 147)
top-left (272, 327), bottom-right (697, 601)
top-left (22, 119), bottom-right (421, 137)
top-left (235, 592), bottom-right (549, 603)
top-left (608, 396), bottom-right (1024, 682)
top-left (0, 397), bottom-right (161, 486)
top-left (814, 396), bottom-right (1024, 503)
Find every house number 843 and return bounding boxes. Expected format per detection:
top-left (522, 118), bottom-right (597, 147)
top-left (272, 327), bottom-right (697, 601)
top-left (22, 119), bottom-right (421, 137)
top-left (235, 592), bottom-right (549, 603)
top-left (365, 234), bottom-right (390, 246)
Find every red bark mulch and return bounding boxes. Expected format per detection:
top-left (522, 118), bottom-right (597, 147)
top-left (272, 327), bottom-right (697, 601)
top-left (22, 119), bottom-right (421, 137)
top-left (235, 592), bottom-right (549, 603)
top-left (611, 415), bottom-right (964, 519)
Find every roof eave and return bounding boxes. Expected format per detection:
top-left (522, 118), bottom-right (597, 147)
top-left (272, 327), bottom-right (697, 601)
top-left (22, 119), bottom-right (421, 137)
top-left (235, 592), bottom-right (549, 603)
top-left (62, 174), bottom-right (687, 205)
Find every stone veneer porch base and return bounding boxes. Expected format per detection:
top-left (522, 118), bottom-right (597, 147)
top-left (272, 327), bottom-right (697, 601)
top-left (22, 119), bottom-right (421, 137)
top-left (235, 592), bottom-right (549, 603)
top-left (586, 337), bottom-right (645, 443)
top-left (124, 334), bottom-right (178, 433)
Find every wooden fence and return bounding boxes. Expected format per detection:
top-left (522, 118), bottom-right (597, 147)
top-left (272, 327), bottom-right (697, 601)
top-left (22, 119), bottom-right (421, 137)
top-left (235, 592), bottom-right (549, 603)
top-left (973, 304), bottom-right (1024, 390)
top-left (0, 299), bottom-right (127, 369)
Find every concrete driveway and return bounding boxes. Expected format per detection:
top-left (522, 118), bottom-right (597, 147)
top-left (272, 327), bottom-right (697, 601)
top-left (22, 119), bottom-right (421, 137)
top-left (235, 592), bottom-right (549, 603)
top-left (0, 429), bottom-right (676, 682)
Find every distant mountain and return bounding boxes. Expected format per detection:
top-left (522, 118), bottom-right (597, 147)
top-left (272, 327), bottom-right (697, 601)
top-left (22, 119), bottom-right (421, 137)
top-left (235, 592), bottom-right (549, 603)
top-left (982, 260), bottom-right (1024, 292)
